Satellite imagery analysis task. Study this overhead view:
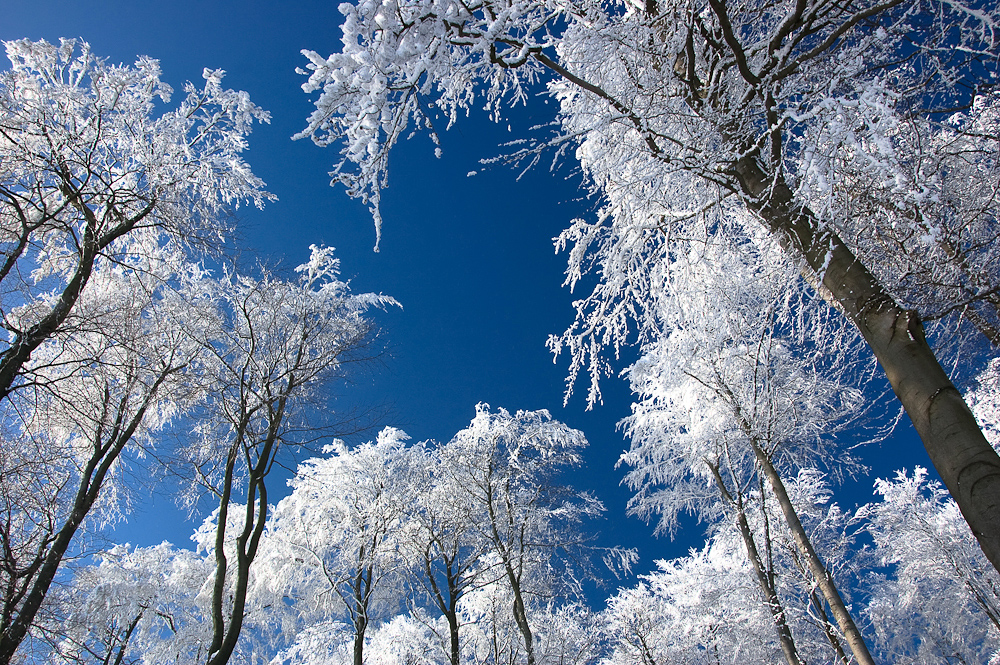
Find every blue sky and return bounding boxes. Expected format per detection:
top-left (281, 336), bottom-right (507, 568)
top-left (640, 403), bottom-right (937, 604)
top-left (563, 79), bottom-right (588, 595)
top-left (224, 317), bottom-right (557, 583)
top-left (3, 0), bottom-right (937, 585)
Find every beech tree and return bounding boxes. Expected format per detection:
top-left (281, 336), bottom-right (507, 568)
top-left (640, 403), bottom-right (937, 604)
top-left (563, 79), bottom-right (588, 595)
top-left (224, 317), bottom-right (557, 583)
top-left (600, 534), bottom-right (782, 664)
top-left (297, 0), bottom-right (1000, 572)
top-left (459, 592), bottom-right (599, 665)
top-left (0, 38), bottom-right (271, 664)
top-left (801, 90), bottom-right (1000, 347)
top-left (602, 470), bottom-right (864, 665)
top-left (178, 246), bottom-right (397, 665)
top-left (529, 604), bottom-right (599, 665)
top-left (3, 247), bottom-right (395, 665)
top-left (0, 249), bottom-right (203, 664)
top-left (40, 542), bottom-right (216, 665)
top-left (438, 404), bottom-right (608, 665)
top-left (271, 613), bottom-right (443, 665)
top-left (0, 38), bottom-right (270, 402)
top-left (620, 229), bottom-right (872, 664)
top-left (258, 427), bottom-right (418, 665)
top-left (403, 442), bottom-right (491, 665)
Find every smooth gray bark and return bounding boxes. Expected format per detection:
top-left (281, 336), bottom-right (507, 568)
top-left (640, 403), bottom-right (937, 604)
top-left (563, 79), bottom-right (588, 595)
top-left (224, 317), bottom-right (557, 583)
top-left (750, 441), bottom-right (874, 665)
top-left (734, 157), bottom-right (1000, 575)
top-left (708, 463), bottom-right (804, 665)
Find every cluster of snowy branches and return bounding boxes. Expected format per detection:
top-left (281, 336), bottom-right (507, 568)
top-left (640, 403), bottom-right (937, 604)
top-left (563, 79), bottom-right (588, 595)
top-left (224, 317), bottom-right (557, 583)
top-left (39, 427), bottom-right (1000, 664)
top-left (601, 466), bottom-right (1000, 665)
top-left (37, 405), bottom-right (617, 665)
top-left (290, 0), bottom-right (1000, 662)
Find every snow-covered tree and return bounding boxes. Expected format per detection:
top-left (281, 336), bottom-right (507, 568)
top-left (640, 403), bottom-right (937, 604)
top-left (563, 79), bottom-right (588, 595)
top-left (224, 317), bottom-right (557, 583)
top-left (0, 248), bottom-right (202, 664)
top-left (0, 37), bottom-right (271, 663)
top-left (41, 542), bottom-right (216, 665)
top-left (452, 578), bottom-right (600, 665)
top-left (438, 405), bottom-right (606, 665)
top-left (403, 443), bottom-right (491, 665)
top-left (297, 0), bottom-right (1000, 573)
top-left (527, 603), bottom-right (599, 665)
top-left (0, 37), bottom-right (270, 403)
top-left (620, 231), bottom-right (872, 664)
top-left (457, 573), bottom-right (529, 665)
top-left (969, 357), bottom-right (1000, 450)
top-left (860, 467), bottom-right (1000, 664)
top-left (800, 89), bottom-right (1000, 347)
top-left (360, 613), bottom-right (446, 665)
top-left (601, 534), bottom-right (782, 665)
top-left (258, 427), bottom-right (419, 665)
top-left (242, 405), bottom-right (611, 665)
top-left (603, 469), bottom-right (862, 665)
top-left (177, 246), bottom-right (397, 665)
top-left (270, 613), bottom-right (444, 665)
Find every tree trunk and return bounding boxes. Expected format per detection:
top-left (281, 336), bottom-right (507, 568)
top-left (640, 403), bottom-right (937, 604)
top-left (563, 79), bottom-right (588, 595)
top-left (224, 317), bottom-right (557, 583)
top-left (446, 609), bottom-right (460, 665)
top-left (807, 587), bottom-right (850, 665)
top-left (750, 443), bottom-right (875, 665)
top-left (353, 613), bottom-right (367, 665)
top-left (206, 396), bottom-right (284, 665)
top-left (708, 463), bottom-right (804, 665)
top-left (351, 558), bottom-right (375, 665)
top-left (421, 545), bottom-right (463, 665)
top-left (0, 371), bottom-right (170, 665)
top-left (506, 565), bottom-right (536, 665)
top-left (206, 469), bottom-right (270, 665)
top-left (445, 571), bottom-right (461, 665)
top-left (485, 487), bottom-right (536, 665)
top-left (734, 157), bottom-right (1000, 575)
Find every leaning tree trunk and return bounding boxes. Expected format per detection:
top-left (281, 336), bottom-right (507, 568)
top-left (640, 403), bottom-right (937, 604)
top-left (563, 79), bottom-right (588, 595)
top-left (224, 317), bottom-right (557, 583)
top-left (708, 463), bottom-right (804, 665)
top-left (504, 561), bottom-right (536, 665)
top-left (0, 368), bottom-right (174, 665)
top-left (806, 586), bottom-right (850, 665)
top-left (734, 158), bottom-right (1000, 576)
top-left (749, 440), bottom-right (875, 665)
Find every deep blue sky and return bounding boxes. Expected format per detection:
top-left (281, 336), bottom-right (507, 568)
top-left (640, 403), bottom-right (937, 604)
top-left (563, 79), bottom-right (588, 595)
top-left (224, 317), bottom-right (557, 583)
top-left (3, 0), bottom-right (936, 587)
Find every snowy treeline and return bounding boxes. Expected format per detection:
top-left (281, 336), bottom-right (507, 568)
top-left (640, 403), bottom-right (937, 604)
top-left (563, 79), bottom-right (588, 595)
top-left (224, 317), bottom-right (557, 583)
top-left (40, 405), bottom-right (607, 665)
top-left (289, 0), bottom-right (1000, 657)
top-left (41, 419), bottom-right (1000, 665)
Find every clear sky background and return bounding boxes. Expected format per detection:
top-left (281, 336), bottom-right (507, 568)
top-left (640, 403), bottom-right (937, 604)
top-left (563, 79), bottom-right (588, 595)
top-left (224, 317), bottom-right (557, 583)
top-left (3, 0), bottom-right (938, 591)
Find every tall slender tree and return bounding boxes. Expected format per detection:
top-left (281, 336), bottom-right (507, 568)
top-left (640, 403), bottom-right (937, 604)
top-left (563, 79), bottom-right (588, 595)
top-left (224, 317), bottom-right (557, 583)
top-left (259, 428), bottom-right (417, 665)
top-left (404, 444), bottom-right (491, 665)
top-left (439, 405), bottom-right (606, 665)
top-left (621, 230), bottom-right (873, 664)
top-left (178, 246), bottom-right (397, 665)
top-left (0, 249), bottom-right (201, 664)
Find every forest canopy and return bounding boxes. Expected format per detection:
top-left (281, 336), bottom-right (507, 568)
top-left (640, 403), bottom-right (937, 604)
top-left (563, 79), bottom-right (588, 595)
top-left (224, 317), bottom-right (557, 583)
top-left (1, 0), bottom-right (1000, 660)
